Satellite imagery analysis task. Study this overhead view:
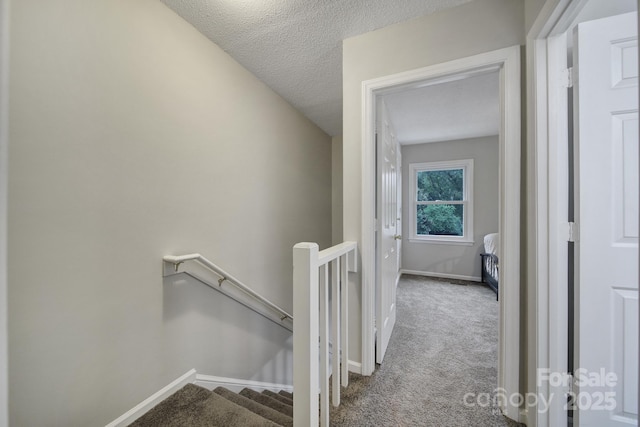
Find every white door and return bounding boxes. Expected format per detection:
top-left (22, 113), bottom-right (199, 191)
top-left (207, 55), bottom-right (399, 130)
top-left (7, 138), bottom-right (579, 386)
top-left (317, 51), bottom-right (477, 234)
top-left (574, 11), bottom-right (638, 426)
top-left (375, 101), bottom-right (399, 364)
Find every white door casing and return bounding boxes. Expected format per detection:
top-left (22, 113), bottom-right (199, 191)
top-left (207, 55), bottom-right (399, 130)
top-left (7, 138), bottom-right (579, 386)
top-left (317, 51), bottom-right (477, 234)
top-left (361, 45), bottom-right (520, 421)
top-left (574, 11), bottom-right (639, 426)
top-left (375, 101), bottom-right (399, 364)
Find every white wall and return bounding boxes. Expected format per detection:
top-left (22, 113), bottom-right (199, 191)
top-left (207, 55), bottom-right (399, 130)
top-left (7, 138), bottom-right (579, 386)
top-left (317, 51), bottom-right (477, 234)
top-left (524, 0), bottom-right (637, 36)
top-left (343, 0), bottom-right (524, 364)
top-left (8, 0), bottom-right (331, 425)
top-left (332, 136), bottom-right (344, 245)
top-left (401, 136), bottom-right (499, 280)
top-left (574, 0), bottom-right (638, 26)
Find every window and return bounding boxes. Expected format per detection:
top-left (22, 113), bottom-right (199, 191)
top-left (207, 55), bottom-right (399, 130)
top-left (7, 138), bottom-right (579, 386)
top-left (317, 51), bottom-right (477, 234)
top-left (409, 159), bottom-right (474, 244)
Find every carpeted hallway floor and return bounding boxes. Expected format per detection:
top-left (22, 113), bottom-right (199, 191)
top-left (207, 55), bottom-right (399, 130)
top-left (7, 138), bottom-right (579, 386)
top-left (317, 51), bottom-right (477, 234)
top-left (330, 274), bottom-right (523, 427)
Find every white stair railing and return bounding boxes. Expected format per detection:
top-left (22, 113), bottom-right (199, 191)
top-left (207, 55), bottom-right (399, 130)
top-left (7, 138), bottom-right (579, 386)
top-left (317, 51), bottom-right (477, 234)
top-left (293, 241), bottom-right (357, 427)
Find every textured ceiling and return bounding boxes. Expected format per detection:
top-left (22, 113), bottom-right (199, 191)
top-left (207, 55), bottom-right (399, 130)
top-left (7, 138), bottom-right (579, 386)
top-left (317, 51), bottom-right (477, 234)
top-left (160, 0), bottom-right (474, 136)
top-left (382, 71), bottom-right (500, 145)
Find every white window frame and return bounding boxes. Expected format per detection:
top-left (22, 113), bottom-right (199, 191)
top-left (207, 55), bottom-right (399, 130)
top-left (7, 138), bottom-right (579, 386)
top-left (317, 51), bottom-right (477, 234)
top-left (408, 159), bottom-right (474, 245)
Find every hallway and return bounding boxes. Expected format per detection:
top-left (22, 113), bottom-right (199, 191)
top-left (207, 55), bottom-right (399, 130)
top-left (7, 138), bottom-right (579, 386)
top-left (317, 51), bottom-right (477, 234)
top-left (331, 275), bottom-right (522, 426)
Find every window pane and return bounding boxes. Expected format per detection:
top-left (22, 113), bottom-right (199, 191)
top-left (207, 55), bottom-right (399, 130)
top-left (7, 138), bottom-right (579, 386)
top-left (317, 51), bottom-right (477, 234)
top-left (417, 169), bottom-right (463, 202)
top-left (416, 204), bottom-right (464, 236)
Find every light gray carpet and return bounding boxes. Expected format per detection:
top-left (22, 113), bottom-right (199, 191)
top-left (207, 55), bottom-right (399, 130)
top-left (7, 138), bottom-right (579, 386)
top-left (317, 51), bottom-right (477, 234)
top-left (213, 387), bottom-right (293, 427)
top-left (330, 275), bottom-right (523, 427)
top-left (129, 384), bottom-right (280, 426)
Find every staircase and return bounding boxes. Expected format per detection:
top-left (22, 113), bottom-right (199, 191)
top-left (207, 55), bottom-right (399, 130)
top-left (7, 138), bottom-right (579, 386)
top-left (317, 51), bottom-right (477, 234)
top-left (153, 240), bottom-right (358, 426)
top-left (129, 383), bottom-right (294, 427)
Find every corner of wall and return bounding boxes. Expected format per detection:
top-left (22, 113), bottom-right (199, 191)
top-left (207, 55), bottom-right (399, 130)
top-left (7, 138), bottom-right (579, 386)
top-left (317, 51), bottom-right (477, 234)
top-left (332, 135), bottom-right (344, 245)
top-left (0, 0), bottom-right (9, 424)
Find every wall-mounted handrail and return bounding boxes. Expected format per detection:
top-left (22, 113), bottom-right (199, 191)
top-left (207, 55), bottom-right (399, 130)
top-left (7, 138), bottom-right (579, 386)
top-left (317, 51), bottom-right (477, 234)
top-left (163, 253), bottom-right (293, 325)
top-left (293, 241), bottom-right (357, 427)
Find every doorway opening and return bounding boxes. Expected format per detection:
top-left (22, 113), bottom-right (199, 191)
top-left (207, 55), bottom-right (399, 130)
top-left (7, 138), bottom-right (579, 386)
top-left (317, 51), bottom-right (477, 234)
top-left (374, 70), bottom-right (501, 364)
top-left (360, 45), bottom-right (522, 421)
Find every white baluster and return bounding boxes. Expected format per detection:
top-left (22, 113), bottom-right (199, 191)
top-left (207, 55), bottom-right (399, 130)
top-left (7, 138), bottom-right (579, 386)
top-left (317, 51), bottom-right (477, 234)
top-left (331, 258), bottom-right (340, 407)
top-left (340, 253), bottom-right (349, 387)
top-left (319, 264), bottom-right (329, 427)
top-left (293, 243), bottom-right (319, 427)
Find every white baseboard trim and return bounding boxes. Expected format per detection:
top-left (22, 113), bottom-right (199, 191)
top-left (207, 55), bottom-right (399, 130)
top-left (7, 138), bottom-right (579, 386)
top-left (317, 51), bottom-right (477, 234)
top-left (105, 369), bottom-right (197, 427)
top-left (194, 374), bottom-right (293, 394)
top-left (327, 342), bottom-right (362, 376)
top-left (347, 360), bottom-right (362, 375)
top-left (193, 363), bottom-right (362, 394)
top-left (106, 361), bottom-right (362, 426)
top-left (518, 408), bottom-right (528, 425)
top-left (400, 269), bottom-right (482, 283)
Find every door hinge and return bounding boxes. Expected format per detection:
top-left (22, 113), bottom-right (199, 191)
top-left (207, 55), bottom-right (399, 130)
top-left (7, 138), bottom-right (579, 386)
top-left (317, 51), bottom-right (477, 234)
top-left (570, 373), bottom-right (578, 397)
top-left (564, 373), bottom-right (576, 397)
top-left (567, 222), bottom-right (579, 242)
top-left (562, 67), bottom-right (574, 88)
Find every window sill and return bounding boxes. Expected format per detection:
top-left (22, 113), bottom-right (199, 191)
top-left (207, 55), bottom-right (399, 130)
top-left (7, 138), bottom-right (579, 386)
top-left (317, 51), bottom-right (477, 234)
top-left (408, 238), bottom-right (475, 246)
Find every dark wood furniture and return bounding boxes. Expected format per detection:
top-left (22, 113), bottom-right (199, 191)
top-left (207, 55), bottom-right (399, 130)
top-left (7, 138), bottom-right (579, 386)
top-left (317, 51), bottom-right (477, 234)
top-left (480, 253), bottom-right (499, 300)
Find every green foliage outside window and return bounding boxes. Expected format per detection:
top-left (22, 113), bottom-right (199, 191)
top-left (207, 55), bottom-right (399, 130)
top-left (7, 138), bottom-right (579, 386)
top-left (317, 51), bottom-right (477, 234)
top-left (416, 204), bottom-right (463, 235)
top-left (416, 169), bottom-right (464, 236)
top-left (417, 169), bottom-right (463, 201)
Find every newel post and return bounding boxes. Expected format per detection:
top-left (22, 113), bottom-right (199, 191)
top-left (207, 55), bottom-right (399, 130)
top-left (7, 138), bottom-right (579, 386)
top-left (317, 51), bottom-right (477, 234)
top-left (293, 242), bottom-right (319, 427)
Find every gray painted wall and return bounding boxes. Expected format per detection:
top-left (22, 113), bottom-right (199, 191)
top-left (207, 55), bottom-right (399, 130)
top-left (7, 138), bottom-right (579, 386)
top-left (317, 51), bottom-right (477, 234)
top-left (401, 136), bottom-right (499, 279)
top-left (525, 0), bottom-right (548, 34)
top-left (8, 0), bottom-right (331, 425)
top-left (0, 0), bottom-right (8, 425)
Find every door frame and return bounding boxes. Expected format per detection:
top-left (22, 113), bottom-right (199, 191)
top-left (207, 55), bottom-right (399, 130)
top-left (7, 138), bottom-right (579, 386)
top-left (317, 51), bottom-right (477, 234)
top-left (526, 2), bottom-right (638, 426)
top-left (527, 4), bottom-right (573, 424)
top-left (360, 45), bottom-right (522, 421)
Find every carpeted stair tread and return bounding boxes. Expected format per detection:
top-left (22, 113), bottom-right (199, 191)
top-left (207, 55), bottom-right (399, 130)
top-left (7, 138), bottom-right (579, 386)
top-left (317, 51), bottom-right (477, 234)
top-left (213, 387), bottom-right (293, 427)
top-left (129, 383), bottom-right (210, 427)
top-left (240, 388), bottom-right (294, 417)
top-left (262, 390), bottom-right (293, 406)
top-left (278, 390), bottom-right (293, 400)
top-left (129, 384), bottom-right (279, 427)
